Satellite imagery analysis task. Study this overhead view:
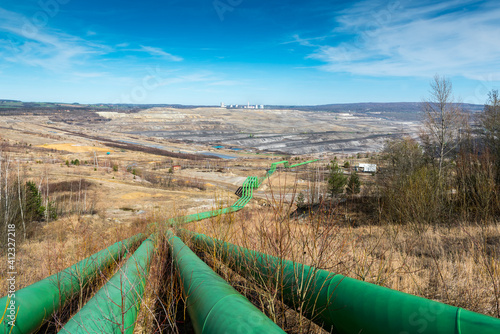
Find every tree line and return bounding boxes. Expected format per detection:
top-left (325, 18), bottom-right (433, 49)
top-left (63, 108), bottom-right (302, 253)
top-left (325, 75), bottom-right (500, 226)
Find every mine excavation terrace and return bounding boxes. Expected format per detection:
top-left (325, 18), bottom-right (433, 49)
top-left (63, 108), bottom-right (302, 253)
top-left (2, 101), bottom-right (485, 157)
top-left (92, 106), bottom-right (422, 155)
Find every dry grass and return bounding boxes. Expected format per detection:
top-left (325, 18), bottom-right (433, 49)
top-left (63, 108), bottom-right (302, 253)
top-left (186, 203), bottom-right (500, 319)
top-left (1, 141), bottom-right (498, 333)
top-left (0, 213), bottom-right (144, 293)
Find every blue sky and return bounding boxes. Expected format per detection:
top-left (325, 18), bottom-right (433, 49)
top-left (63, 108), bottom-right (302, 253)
top-left (0, 0), bottom-right (499, 105)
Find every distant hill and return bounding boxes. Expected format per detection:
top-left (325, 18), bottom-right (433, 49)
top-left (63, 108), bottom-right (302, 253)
top-left (268, 102), bottom-right (485, 122)
top-left (0, 100), bottom-right (214, 113)
top-left (0, 100), bottom-right (485, 122)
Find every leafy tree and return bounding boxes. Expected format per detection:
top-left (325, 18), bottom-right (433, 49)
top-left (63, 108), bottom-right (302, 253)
top-left (343, 161), bottom-right (350, 168)
top-left (327, 161), bottom-right (347, 197)
top-left (346, 171), bottom-right (361, 195)
top-left (383, 137), bottom-right (425, 177)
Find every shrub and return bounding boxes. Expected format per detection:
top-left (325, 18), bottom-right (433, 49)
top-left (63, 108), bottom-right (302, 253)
top-left (346, 171), bottom-right (361, 195)
top-left (381, 166), bottom-right (447, 226)
top-left (296, 192), bottom-right (306, 209)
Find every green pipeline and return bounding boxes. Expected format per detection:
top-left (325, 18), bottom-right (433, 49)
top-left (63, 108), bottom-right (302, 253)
top-left (0, 234), bottom-right (144, 334)
top-left (232, 176), bottom-right (258, 208)
top-left (166, 231), bottom-right (285, 334)
top-left (60, 235), bottom-right (155, 334)
top-left (166, 159), bottom-right (318, 227)
top-left (182, 230), bottom-right (500, 334)
top-left (287, 159), bottom-right (319, 168)
top-left (166, 176), bottom-right (254, 227)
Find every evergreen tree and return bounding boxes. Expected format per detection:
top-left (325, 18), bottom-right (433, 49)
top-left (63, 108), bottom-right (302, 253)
top-left (25, 181), bottom-right (44, 221)
top-left (328, 161), bottom-right (347, 197)
top-left (347, 171), bottom-right (361, 195)
top-left (296, 192), bottom-right (306, 209)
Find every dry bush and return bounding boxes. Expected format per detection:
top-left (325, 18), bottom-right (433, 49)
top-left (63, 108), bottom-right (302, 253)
top-left (186, 177), bottom-right (500, 326)
top-left (380, 165), bottom-right (450, 228)
top-left (41, 179), bottom-right (93, 193)
top-left (142, 170), bottom-right (207, 191)
top-left (456, 151), bottom-right (500, 221)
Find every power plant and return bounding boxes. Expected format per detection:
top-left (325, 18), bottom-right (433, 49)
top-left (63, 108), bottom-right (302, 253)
top-left (220, 102), bottom-right (265, 109)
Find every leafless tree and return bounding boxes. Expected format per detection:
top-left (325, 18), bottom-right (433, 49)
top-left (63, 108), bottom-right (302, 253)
top-left (480, 89), bottom-right (500, 183)
top-left (421, 75), bottom-right (466, 178)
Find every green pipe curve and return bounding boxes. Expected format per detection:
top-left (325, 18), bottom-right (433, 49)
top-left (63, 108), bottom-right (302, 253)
top-left (59, 235), bottom-right (155, 334)
top-left (0, 234), bottom-right (145, 334)
top-left (166, 159), bottom-right (319, 227)
top-left (166, 231), bottom-right (285, 334)
top-left (181, 230), bottom-right (500, 334)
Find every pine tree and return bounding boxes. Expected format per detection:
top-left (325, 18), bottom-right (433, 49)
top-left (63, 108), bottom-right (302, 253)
top-left (25, 181), bottom-right (44, 221)
top-left (328, 161), bottom-right (347, 197)
top-left (346, 171), bottom-right (361, 195)
top-left (296, 192), bottom-right (306, 209)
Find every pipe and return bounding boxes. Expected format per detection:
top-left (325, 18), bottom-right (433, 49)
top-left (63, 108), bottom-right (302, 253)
top-left (166, 159), bottom-right (319, 227)
top-left (258, 161), bottom-right (288, 185)
top-left (181, 230), bottom-right (500, 334)
top-left (167, 175), bottom-right (257, 227)
top-left (59, 235), bottom-right (155, 333)
top-left (287, 159), bottom-right (319, 168)
top-left (0, 234), bottom-right (145, 334)
top-left (166, 231), bottom-right (285, 334)
top-left (232, 176), bottom-right (258, 208)
top-left (167, 206), bottom-right (240, 226)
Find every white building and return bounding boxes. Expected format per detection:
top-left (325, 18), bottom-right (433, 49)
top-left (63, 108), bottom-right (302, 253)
top-left (357, 163), bottom-right (377, 173)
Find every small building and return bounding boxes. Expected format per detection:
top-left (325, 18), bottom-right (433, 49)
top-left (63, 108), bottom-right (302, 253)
top-left (356, 163), bottom-right (377, 173)
top-left (171, 165), bottom-right (182, 171)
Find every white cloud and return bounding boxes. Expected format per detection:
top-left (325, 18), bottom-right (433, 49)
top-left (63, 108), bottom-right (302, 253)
top-left (303, 0), bottom-right (500, 80)
top-left (139, 45), bottom-right (183, 62)
top-left (0, 7), bottom-right (109, 72)
top-left (282, 34), bottom-right (325, 47)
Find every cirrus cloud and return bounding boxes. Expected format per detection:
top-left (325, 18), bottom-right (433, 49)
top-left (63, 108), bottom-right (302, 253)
top-left (303, 0), bottom-right (500, 81)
